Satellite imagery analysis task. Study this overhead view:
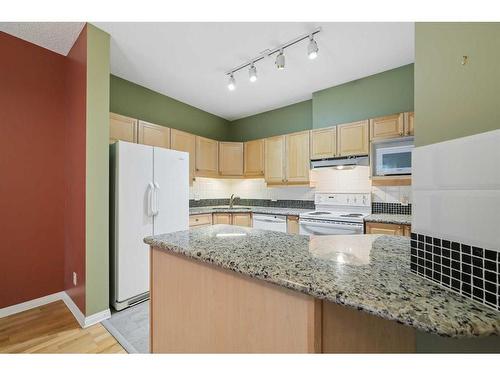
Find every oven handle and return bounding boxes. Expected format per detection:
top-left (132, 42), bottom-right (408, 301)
top-left (299, 220), bottom-right (363, 229)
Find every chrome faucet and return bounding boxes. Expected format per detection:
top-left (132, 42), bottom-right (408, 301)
top-left (229, 194), bottom-right (240, 208)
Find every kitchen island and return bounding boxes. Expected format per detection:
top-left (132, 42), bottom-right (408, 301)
top-left (145, 225), bottom-right (500, 353)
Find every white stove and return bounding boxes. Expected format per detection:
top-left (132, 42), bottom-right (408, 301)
top-left (299, 193), bottom-right (371, 235)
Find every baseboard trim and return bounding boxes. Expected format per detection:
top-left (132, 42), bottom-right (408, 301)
top-left (0, 291), bottom-right (65, 319)
top-left (61, 292), bottom-right (111, 328)
top-left (0, 291), bottom-right (111, 329)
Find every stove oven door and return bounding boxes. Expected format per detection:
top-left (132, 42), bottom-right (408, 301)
top-left (299, 219), bottom-right (363, 236)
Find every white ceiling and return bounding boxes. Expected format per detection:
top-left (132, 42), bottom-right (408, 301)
top-left (0, 22), bottom-right (85, 55)
top-left (1, 22), bottom-right (414, 121)
top-left (95, 22), bottom-right (414, 120)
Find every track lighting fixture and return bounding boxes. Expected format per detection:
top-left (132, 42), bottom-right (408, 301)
top-left (307, 35), bottom-right (319, 60)
top-left (227, 73), bottom-right (236, 91)
top-left (225, 27), bottom-right (321, 91)
top-left (275, 49), bottom-right (285, 70)
top-left (249, 64), bottom-right (257, 82)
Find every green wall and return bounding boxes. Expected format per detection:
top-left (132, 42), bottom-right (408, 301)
top-left (229, 100), bottom-right (312, 141)
top-left (110, 75), bottom-right (230, 141)
top-left (312, 64), bottom-right (414, 129)
top-left (228, 64), bottom-right (414, 141)
top-left (110, 65), bottom-right (414, 142)
top-left (86, 24), bottom-right (110, 316)
top-left (415, 23), bottom-right (500, 146)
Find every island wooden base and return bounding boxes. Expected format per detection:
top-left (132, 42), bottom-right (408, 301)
top-left (150, 247), bottom-right (416, 353)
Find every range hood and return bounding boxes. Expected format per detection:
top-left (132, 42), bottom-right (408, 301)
top-left (310, 155), bottom-right (369, 170)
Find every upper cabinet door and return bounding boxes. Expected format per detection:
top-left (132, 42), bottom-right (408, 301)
top-left (138, 120), bottom-right (170, 149)
top-left (244, 139), bottom-right (265, 177)
top-left (369, 113), bottom-right (404, 141)
top-left (285, 131), bottom-right (310, 184)
top-left (219, 142), bottom-right (244, 176)
top-left (195, 136), bottom-right (218, 177)
top-left (110, 113), bottom-right (138, 144)
top-left (171, 129), bottom-right (196, 184)
top-left (337, 120), bottom-right (369, 157)
top-left (405, 112), bottom-right (415, 136)
top-left (310, 127), bottom-right (337, 159)
top-left (264, 135), bottom-right (286, 184)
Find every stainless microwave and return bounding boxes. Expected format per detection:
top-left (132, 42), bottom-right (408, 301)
top-left (375, 144), bottom-right (413, 176)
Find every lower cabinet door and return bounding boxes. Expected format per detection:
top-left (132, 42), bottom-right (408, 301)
top-left (213, 213), bottom-right (232, 225)
top-left (365, 222), bottom-right (404, 236)
top-left (232, 213), bottom-right (252, 227)
top-left (287, 216), bottom-right (300, 234)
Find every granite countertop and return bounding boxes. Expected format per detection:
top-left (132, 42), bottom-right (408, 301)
top-left (144, 225), bottom-right (500, 338)
top-left (365, 213), bottom-right (412, 225)
top-left (189, 205), bottom-right (310, 217)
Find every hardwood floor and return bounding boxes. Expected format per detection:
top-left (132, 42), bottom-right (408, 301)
top-left (0, 301), bottom-right (126, 353)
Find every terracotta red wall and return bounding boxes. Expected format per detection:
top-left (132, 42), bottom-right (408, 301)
top-left (0, 32), bottom-right (67, 308)
top-left (64, 26), bottom-right (87, 314)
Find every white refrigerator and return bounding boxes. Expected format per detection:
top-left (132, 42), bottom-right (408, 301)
top-left (110, 141), bottom-right (189, 310)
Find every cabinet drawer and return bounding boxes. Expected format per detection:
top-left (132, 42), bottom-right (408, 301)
top-left (189, 214), bottom-right (213, 227)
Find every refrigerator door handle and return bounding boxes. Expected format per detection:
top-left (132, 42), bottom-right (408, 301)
top-left (147, 182), bottom-right (155, 217)
top-left (153, 182), bottom-right (160, 216)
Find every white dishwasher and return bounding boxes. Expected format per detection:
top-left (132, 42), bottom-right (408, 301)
top-left (252, 214), bottom-right (287, 233)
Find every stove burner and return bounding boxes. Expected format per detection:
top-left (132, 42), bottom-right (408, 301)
top-left (308, 211), bottom-right (332, 216)
top-left (339, 213), bottom-right (363, 218)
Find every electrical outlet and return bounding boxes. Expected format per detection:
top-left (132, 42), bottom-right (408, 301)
top-left (73, 272), bottom-right (78, 286)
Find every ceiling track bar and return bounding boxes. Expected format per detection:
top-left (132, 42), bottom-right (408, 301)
top-left (226, 27), bottom-right (322, 75)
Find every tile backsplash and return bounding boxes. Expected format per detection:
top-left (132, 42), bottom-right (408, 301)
top-left (190, 167), bottom-right (373, 202)
top-left (310, 166), bottom-right (371, 193)
top-left (372, 202), bottom-right (412, 215)
top-left (411, 129), bottom-right (500, 311)
top-left (371, 185), bottom-right (412, 205)
top-left (190, 177), bottom-right (315, 201)
top-left (410, 233), bottom-right (499, 311)
top-left (190, 166), bottom-right (415, 216)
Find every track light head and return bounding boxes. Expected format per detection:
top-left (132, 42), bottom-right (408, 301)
top-left (275, 49), bottom-right (285, 70)
top-left (249, 64), bottom-right (257, 82)
top-left (307, 35), bottom-right (319, 60)
top-left (227, 73), bottom-right (236, 91)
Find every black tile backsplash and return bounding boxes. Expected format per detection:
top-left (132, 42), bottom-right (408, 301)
top-left (189, 198), bottom-right (315, 209)
top-left (410, 232), bottom-right (500, 312)
top-left (372, 202), bottom-right (412, 215)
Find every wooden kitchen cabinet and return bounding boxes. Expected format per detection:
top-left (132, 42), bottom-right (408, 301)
top-left (310, 126), bottom-right (337, 159)
top-left (285, 131), bottom-right (310, 184)
top-left (171, 129), bottom-right (196, 185)
top-left (219, 142), bottom-right (244, 176)
top-left (369, 113), bottom-right (404, 141)
top-left (212, 212), bottom-right (252, 227)
top-left (404, 112), bottom-right (414, 136)
top-left (365, 222), bottom-right (411, 237)
top-left (138, 120), bottom-right (171, 149)
top-left (189, 214), bottom-right (213, 227)
top-left (213, 213), bottom-right (232, 225)
top-left (244, 139), bottom-right (265, 177)
top-left (109, 113), bottom-right (137, 144)
top-left (232, 213), bottom-right (252, 227)
top-left (195, 136), bottom-right (218, 177)
top-left (264, 135), bottom-right (286, 184)
top-left (337, 120), bottom-right (369, 157)
top-left (287, 216), bottom-right (300, 234)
